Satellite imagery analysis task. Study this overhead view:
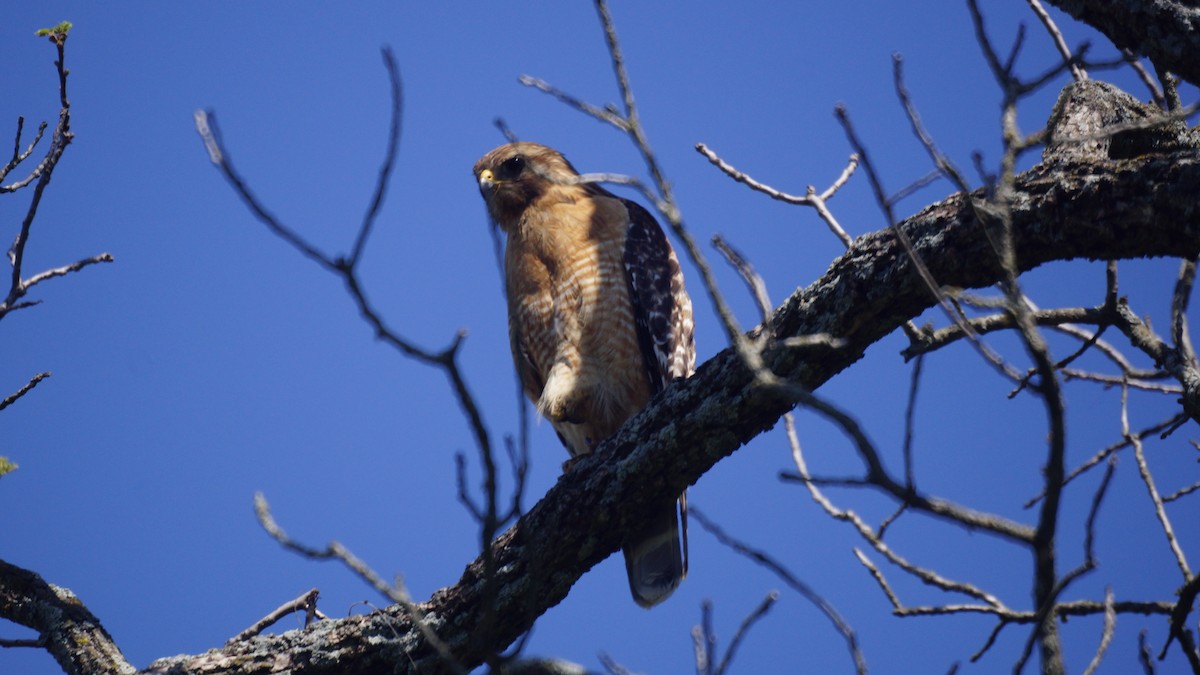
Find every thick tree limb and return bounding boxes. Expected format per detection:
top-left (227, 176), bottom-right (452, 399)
top-left (1044, 0), bottom-right (1200, 86)
top-left (0, 559), bottom-right (134, 675)
top-left (141, 147), bottom-right (1200, 674)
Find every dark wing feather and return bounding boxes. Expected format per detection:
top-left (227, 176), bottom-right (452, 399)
top-left (620, 197), bottom-right (694, 606)
top-left (621, 199), bottom-right (696, 395)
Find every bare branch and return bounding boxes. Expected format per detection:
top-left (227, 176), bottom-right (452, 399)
top-left (1121, 50), bottom-right (1166, 109)
top-left (888, 168), bottom-right (943, 205)
top-left (1128, 425), bottom-right (1193, 579)
top-left (784, 413), bottom-right (1012, 611)
top-left (253, 493), bottom-right (465, 674)
top-left (1112, 297), bottom-right (1200, 431)
top-left (1161, 574), bottom-right (1200, 669)
top-left (901, 305), bottom-right (1108, 360)
top-left (194, 74), bottom-right (499, 505)
top-left (691, 508), bottom-right (865, 675)
top-left (837, 100), bottom-right (1021, 382)
top-left (0, 34), bottom-right (110, 323)
top-left (1139, 629), bottom-right (1157, 675)
top-left (517, 74), bottom-right (629, 131)
top-left (0, 372), bottom-right (50, 412)
top-left (1025, 415), bottom-right (1182, 508)
top-left (21, 252), bottom-right (114, 291)
top-left (779, 387), bottom-right (1037, 544)
top-left (713, 592), bottom-right (778, 675)
top-left (901, 355), bottom-right (923, 488)
top-left (226, 588), bottom-right (323, 645)
top-left (1170, 258), bottom-right (1196, 363)
top-left (1081, 588), bottom-right (1116, 675)
top-left (893, 54), bottom-right (973, 192)
top-left (493, 117), bottom-right (519, 144)
top-left (1025, 0), bottom-right (1088, 81)
top-left (691, 600), bottom-right (713, 675)
top-left (192, 109), bottom-right (338, 273)
top-left (0, 637), bottom-right (43, 649)
top-left (711, 235), bottom-right (772, 324)
top-left (0, 118), bottom-right (47, 185)
top-left (1163, 481), bottom-right (1200, 504)
top-left (693, 143), bottom-right (856, 247)
top-left (349, 47), bottom-right (403, 268)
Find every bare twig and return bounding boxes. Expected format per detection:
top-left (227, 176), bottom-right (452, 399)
top-left (1162, 481), bottom-right (1200, 504)
top-left (193, 110), bottom-right (337, 273)
top-left (493, 117), bottom-right (519, 144)
top-left (253, 493), bottom-right (465, 673)
top-left (888, 168), bottom-right (943, 205)
top-left (1024, 0), bottom-right (1087, 81)
top-left (349, 47), bottom-right (403, 268)
top-left (1025, 416), bottom-right (1182, 508)
top-left (691, 600), bottom-right (714, 675)
top-left (971, 620), bottom-right (1011, 662)
top-left (837, 99), bottom-right (1020, 383)
top-left (1062, 370), bottom-right (1180, 394)
top-left (854, 549), bottom-right (904, 608)
top-left (713, 592), bottom-right (778, 675)
top-left (893, 54), bottom-right (974, 192)
top-left (711, 235), bottom-right (772, 325)
top-left (0, 372), bottom-right (50, 412)
top-left (0, 637), bottom-right (43, 648)
top-left (1170, 258), bottom-right (1197, 365)
top-left (902, 305), bottom-right (1110, 360)
top-left (1, 32), bottom-right (112, 323)
top-left (1081, 588), bottom-right (1116, 675)
top-left (779, 391), bottom-right (1036, 544)
top-left (517, 74), bottom-right (629, 131)
top-left (1139, 629), bottom-right (1157, 675)
top-left (227, 588), bottom-right (323, 644)
top-left (694, 143), bottom-right (856, 247)
top-left (1128, 427), bottom-right (1195, 576)
top-left (1161, 574), bottom-right (1200, 669)
top-left (691, 508), bottom-right (866, 675)
top-left (902, 355), bottom-right (923, 488)
top-left (1155, 66), bottom-right (1183, 112)
top-left (1122, 50), bottom-right (1166, 109)
top-left (0, 118), bottom-right (48, 186)
top-left (192, 53), bottom-right (529, 614)
top-left (22, 253), bottom-right (115, 291)
top-left (567, 170), bottom-right (665, 213)
top-left (599, 653), bottom-right (636, 675)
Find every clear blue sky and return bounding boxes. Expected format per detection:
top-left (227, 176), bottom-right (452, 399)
top-left (2, 3), bottom-right (1196, 673)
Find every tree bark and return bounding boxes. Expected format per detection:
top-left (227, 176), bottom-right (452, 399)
top-left (0, 559), bottom-right (134, 675)
top-left (1044, 0), bottom-right (1200, 87)
top-left (138, 144), bottom-right (1200, 673)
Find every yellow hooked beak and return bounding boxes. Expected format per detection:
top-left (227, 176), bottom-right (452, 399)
top-left (478, 168), bottom-right (496, 194)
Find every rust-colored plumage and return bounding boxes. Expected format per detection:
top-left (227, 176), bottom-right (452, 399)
top-left (473, 142), bottom-right (695, 607)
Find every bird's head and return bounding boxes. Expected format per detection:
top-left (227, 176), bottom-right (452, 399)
top-left (473, 142), bottom-right (580, 229)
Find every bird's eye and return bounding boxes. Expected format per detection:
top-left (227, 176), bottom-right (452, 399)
top-left (499, 155), bottom-right (526, 179)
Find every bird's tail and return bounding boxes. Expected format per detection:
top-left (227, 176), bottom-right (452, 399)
top-left (623, 493), bottom-right (687, 608)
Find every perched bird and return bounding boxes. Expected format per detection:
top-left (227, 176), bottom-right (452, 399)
top-left (474, 142), bottom-right (695, 607)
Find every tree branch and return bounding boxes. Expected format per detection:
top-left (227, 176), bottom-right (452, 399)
top-left (1043, 0), bottom-right (1200, 87)
top-left (0, 559), bottom-right (134, 675)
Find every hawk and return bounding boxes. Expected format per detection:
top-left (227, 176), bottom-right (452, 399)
top-left (474, 142), bottom-right (695, 607)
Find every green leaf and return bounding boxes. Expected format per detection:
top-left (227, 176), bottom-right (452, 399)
top-left (35, 21), bottom-right (73, 37)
